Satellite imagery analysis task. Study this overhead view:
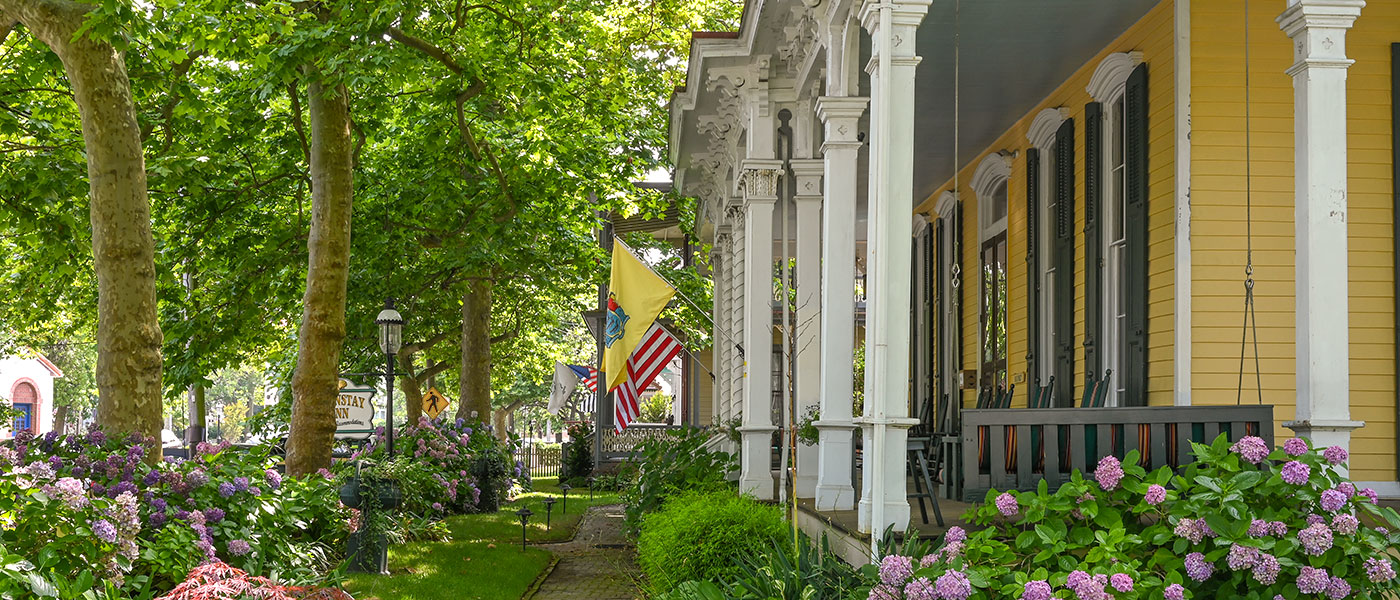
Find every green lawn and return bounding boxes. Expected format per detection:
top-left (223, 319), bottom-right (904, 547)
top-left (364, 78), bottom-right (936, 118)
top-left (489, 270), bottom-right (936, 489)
top-left (343, 477), bottom-right (622, 600)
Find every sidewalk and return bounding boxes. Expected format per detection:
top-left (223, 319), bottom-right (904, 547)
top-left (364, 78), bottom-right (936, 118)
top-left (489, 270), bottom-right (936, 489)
top-left (528, 504), bottom-right (639, 600)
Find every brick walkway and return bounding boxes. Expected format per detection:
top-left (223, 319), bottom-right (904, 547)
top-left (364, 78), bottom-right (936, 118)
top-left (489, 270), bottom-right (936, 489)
top-left (528, 504), bottom-right (639, 600)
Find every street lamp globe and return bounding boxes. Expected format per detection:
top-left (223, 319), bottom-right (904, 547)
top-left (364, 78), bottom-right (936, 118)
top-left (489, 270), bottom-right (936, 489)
top-left (376, 298), bottom-right (404, 356)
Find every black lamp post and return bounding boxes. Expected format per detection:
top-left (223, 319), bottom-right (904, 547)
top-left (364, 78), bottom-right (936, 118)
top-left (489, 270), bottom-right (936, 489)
top-left (376, 298), bottom-right (404, 457)
top-left (541, 497), bottom-right (556, 530)
top-left (560, 483), bottom-right (571, 514)
top-left (515, 507), bottom-right (533, 550)
top-left (587, 476), bottom-right (596, 501)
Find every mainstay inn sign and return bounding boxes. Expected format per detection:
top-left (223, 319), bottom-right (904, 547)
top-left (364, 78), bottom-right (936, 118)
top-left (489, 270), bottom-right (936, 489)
top-left (335, 378), bottom-right (376, 440)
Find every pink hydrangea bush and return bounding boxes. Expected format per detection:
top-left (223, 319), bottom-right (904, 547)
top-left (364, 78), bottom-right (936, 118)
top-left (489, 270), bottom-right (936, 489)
top-left (861, 434), bottom-right (1400, 600)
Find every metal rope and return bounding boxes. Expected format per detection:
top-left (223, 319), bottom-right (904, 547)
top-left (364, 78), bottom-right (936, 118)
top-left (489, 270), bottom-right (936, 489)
top-left (1236, 0), bottom-right (1263, 406)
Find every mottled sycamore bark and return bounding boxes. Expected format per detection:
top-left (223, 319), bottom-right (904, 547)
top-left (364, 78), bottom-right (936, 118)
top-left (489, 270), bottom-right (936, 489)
top-left (285, 76), bottom-right (354, 476)
top-left (456, 278), bottom-right (493, 425)
top-left (0, 0), bottom-right (163, 455)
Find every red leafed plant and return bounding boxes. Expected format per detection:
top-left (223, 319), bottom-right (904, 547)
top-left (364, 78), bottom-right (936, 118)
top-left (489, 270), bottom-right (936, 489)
top-left (155, 561), bottom-right (353, 600)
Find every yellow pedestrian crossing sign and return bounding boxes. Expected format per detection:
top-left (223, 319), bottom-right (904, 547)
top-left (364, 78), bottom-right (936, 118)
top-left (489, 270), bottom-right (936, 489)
top-left (424, 387), bottom-right (451, 420)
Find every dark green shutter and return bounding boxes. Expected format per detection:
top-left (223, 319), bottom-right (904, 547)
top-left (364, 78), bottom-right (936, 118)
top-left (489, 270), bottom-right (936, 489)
top-left (1053, 118), bottom-right (1076, 407)
top-left (952, 199), bottom-right (964, 423)
top-left (934, 217), bottom-right (946, 426)
top-left (1025, 149), bottom-right (1040, 385)
top-left (924, 227), bottom-right (936, 410)
top-left (1123, 63), bottom-right (1150, 406)
top-left (1083, 102), bottom-right (1103, 390)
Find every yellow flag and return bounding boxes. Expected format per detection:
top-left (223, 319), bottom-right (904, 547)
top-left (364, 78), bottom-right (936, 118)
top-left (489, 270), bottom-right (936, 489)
top-left (603, 240), bottom-right (675, 390)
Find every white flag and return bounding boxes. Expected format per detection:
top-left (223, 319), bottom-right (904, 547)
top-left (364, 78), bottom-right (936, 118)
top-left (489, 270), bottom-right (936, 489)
top-left (548, 362), bottom-right (578, 416)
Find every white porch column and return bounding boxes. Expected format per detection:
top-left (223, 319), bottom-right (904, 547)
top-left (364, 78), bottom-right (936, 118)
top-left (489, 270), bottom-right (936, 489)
top-left (814, 96), bottom-right (866, 511)
top-left (857, 0), bottom-right (929, 537)
top-left (728, 204), bottom-right (746, 443)
top-left (712, 228), bottom-right (732, 428)
top-left (739, 164), bottom-right (782, 499)
top-left (791, 159), bottom-right (825, 498)
top-left (1278, 0), bottom-right (1365, 461)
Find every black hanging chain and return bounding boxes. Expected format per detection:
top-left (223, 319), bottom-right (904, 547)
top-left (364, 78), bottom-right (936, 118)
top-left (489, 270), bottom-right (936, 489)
top-left (1236, 1), bottom-right (1263, 406)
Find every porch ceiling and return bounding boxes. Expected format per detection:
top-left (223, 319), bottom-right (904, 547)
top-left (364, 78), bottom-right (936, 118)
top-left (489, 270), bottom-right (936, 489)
top-left (909, 0), bottom-right (1159, 204)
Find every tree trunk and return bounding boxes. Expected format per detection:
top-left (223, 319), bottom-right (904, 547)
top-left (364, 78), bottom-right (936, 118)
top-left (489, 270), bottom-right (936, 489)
top-left (456, 278), bottom-right (493, 424)
top-left (285, 76), bottom-right (354, 476)
top-left (0, 0), bottom-right (163, 457)
top-left (53, 404), bottom-right (68, 435)
top-left (492, 398), bottom-right (526, 442)
top-left (398, 352), bottom-right (423, 426)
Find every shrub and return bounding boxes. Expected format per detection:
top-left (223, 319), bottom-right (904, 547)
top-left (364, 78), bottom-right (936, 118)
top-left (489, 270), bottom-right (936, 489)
top-left (637, 490), bottom-right (785, 594)
top-left (348, 416), bottom-right (488, 515)
top-left (866, 434), bottom-right (1400, 600)
top-left (622, 427), bottom-right (736, 529)
top-left (726, 531), bottom-right (862, 600)
top-left (154, 561), bottom-right (351, 600)
top-left (562, 422), bottom-right (594, 480)
top-left (0, 426), bottom-right (348, 596)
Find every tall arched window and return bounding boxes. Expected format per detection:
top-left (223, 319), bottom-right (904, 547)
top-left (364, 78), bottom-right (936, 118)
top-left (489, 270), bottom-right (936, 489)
top-left (1087, 51), bottom-right (1143, 406)
top-left (973, 155), bottom-right (1011, 397)
top-left (11, 382), bottom-right (36, 433)
top-left (1026, 108), bottom-right (1069, 391)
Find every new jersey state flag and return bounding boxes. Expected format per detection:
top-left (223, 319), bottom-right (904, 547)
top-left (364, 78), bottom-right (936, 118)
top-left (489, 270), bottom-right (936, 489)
top-left (603, 239), bottom-right (675, 391)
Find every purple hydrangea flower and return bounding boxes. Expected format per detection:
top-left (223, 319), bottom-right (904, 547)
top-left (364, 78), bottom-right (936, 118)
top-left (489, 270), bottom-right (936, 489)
top-left (904, 577), bottom-right (936, 600)
top-left (1297, 567), bottom-right (1330, 594)
top-left (1252, 552), bottom-right (1280, 585)
top-left (186, 469), bottom-right (209, 488)
top-left (143, 470), bottom-right (161, 486)
top-left (935, 570), bottom-right (972, 600)
top-left (1281, 461), bottom-right (1311, 485)
top-left (1231, 436), bottom-right (1270, 464)
top-left (1308, 513), bottom-right (1326, 526)
top-left (1361, 487), bottom-right (1380, 504)
top-left (1323, 446), bottom-right (1348, 465)
top-left (1248, 519), bottom-right (1270, 537)
top-left (1299, 523), bottom-right (1334, 555)
top-left (1144, 484), bottom-right (1166, 506)
top-left (1332, 513), bottom-right (1359, 535)
top-left (109, 481), bottom-right (137, 498)
top-left (1095, 455), bottom-right (1124, 491)
top-left (1283, 437), bottom-right (1309, 456)
top-left (867, 585), bottom-right (900, 600)
top-left (265, 469), bottom-right (282, 490)
top-left (995, 492), bottom-right (1018, 517)
top-left (203, 508), bottom-right (225, 523)
top-left (228, 539), bottom-right (251, 556)
top-left (1327, 576), bottom-right (1351, 599)
top-left (92, 520), bottom-right (117, 543)
top-left (1174, 517), bottom-right (1206, 544)
top-left (1185, 552), bottom-right (1213, 581)
top-left (878, 555), bottom-right (914, 585)
top-left (945, 525), bottom-right (967, 543)
top-left (431, 502), bottom-right (444, 511)
top-left (149, 511), bottom-right (167, 527)
top-left (54, 477), bottom-right (87, 509)
top-left (86, 429), bottom-right (107, 446)
top-left (1365, 558), bottom-right (1396, 583)
top-left (1336, 482), bottom-right (1356, 497)
top-left (1227, 544), bottom-right (1259, 570)
top-left (1164, 583), bottom-right (1185, 600)
top-left (1320, 489), bottom-right (1348, 512)
top-left (233, 477), bottom-right (249, 492)
top-left (1109, 573), bottom-right (1133, 592)
top-left (1065, 571), bottom-right (1090, 589)
top-left (1270, 521), bottom-right (1288, 536)
top-left (1021, 580), bottom-right (1051, 600)
top-left (218, 482), bottom-right (236, 498)
top-left (1070, 577), bottom-right (1105, 600)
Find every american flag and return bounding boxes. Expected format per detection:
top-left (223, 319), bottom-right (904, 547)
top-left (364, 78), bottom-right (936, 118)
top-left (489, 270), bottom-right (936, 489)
top-left (567, 364), bottom-right (599, 392)
top-left (612, 323), bottom-right (683, 433)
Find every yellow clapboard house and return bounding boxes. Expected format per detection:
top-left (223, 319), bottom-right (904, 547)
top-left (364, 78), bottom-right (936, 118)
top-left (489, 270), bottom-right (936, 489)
top-left (668, 0), bottom-right (1397, 541)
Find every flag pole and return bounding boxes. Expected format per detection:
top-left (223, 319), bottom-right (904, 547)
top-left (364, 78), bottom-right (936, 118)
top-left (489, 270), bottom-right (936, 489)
top-left (615, 238), bottom-right (746, 359)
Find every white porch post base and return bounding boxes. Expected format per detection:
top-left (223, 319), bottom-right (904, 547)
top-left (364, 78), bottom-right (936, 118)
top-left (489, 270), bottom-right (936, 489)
top-left (813, 420), bottom-right (856, 510)
top-left (855, 417), bottom-right (917, 533)
top-left (739, 425), bottom-right (778, 499)
top-left (1283, 419), bottom-right (1365, 475)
